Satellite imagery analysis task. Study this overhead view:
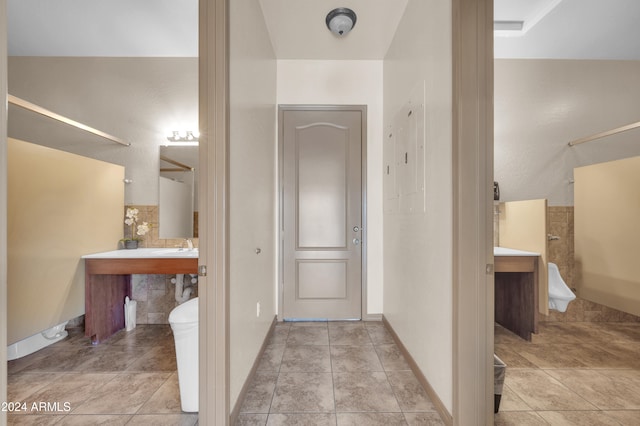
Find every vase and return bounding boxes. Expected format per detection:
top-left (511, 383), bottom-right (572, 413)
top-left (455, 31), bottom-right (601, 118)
top-left (124, 240), bottom-right (139, 249)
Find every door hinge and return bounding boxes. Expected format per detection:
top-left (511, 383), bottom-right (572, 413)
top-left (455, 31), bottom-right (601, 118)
top-left (198, 265), bottom-right (208, 277)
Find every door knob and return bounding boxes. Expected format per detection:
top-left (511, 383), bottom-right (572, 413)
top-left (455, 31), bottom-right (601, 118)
top-left (353, 238), bottom-right (360, 245)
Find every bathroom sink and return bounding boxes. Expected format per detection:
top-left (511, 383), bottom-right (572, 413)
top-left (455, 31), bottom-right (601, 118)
top-left (150, 248), bottom-right (199, 258)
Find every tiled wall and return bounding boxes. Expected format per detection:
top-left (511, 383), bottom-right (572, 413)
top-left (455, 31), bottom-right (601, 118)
top-left (493, 203), bottom-right (500, 247)
top-left (547, 296), bottom-right (640, 323)
top-left (124, 205), bottom-right (199, 324)
top-left (131, 274), bottom-right (198, 324)
top-left (547, 206), bottom-right (574, 290)
top-left (496, 205), bottom-right (640, 323)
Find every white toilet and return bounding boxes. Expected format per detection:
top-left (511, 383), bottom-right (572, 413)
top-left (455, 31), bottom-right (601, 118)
top-left (169, 297), bottom-right (198, 412)
top-left (548, 262), bottom-right (576, 312)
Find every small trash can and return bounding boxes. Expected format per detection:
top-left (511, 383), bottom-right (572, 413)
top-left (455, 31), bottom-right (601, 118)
top-left (124, 297), bottom-right (137, 331)
top-left (494, 354), bottom-right (506, 413)
top-left (169, 297), bottom-right (199, 412)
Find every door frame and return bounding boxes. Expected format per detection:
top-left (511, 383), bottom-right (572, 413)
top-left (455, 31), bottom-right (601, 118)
top-left (277, 105), bottom-right (369, 321)
top-left (199, 0), bottom-right (230, 423)
top-left (1, 1), bottom-right (8, 422)
top-left (452, 0), bottom-right (494, 423)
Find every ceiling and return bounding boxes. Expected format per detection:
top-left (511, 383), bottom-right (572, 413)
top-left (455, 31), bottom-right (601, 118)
top-left (256, 0), bottom-right (407, 59)
top-left (7, 0), bottom-right (198, 57)
top-left (7, 0), bottom-right (640, 60)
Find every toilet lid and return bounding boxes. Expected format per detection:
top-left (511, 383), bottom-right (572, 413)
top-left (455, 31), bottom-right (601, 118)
top-left (169, 297), bottom-right (198, 323)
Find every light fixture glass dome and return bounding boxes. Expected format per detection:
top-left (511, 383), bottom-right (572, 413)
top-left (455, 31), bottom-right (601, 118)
top-left (326, 8), bottom-right (357, 36)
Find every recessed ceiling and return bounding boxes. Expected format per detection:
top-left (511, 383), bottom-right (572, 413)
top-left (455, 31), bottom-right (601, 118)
top-left (494, 0), bottom-right (640, 60)
top-left (6, 0), bottom-right (640, 60)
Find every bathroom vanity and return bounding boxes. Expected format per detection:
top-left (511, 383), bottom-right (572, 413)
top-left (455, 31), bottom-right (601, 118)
top-left (82, 248), bottom-right (198, 344)
top-left (494, 247), bottom-right (540, 341)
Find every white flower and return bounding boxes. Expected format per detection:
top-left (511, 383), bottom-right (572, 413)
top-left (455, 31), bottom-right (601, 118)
top-left (126, 208), bottom-right (138, 218)
top-left (124, 207), bottom-right (147, 241)
top-left (136, 222), bottom-right (150, 236)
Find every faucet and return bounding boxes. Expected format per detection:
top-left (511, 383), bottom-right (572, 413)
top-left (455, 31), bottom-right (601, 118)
top-left (185, 238), bottom-right (194, 250)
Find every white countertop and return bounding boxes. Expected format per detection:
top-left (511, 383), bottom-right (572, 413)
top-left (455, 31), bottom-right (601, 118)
top-left (494, 247), bottom-right (540, 257)
top-left (82, 248), bottom-right (199, 259)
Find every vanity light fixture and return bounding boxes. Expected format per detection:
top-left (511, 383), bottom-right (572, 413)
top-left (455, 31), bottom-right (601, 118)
top-left (326, 7), bottom-right (357, 36)
top-left (165, 130), bottom-right (199, 146)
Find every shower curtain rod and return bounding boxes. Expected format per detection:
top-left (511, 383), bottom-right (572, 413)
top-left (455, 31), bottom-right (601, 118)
top-left (8, 94), bottom-right (130, 147)
top-left (568, 120), bottom-right (640, 147)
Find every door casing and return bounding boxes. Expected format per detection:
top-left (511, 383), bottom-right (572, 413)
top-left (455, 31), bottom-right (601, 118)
top-left (277, 105), bottom-right (368, 321)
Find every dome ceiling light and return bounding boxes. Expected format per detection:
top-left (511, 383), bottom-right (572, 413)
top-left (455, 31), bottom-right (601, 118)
top-left (326, 8), bottom-right (357, 36)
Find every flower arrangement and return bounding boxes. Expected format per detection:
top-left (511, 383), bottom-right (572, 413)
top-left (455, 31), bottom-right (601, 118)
top-left (121, 208), bottom-right (151, 248)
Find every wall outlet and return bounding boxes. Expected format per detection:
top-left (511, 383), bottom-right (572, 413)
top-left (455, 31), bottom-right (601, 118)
top-left (256, 301), bottom-right (261, 317)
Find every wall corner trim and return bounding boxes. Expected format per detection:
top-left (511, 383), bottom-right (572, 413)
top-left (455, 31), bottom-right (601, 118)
top-left (382, 315), bottom-right (453, 426)
top-left (229, 316), bottom-right (277, 424)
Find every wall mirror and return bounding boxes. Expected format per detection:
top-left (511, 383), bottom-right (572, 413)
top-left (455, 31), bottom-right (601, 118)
top-left (159, 145), bottom-right (199, 238)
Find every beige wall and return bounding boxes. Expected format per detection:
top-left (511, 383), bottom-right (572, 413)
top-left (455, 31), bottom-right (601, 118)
top-left (383, 0), bottom-right (453, 412)
top-left (276, 59), bottom-right (384, 315)
top-left (575, 156), bottom-right (640, 317)
top-left (7, 138), bottom-right (124, 344)
top-left (229, 0), bottom-right (278, 409)
top-left (495, 59), bottom-right (640, 206)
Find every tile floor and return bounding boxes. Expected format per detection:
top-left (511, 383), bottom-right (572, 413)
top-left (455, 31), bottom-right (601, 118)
top-left (236, 321), bottom-right (445, 426)
top-left (12, 319), bottom-right (634, 425)
top-left (7, 325), bottom-right (198, 425)
top-left (495, 321), bottom-right (640, 425)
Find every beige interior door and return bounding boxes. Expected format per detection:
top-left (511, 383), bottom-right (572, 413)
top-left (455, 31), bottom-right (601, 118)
top-left (281, 107), bottom-right (363, 320)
